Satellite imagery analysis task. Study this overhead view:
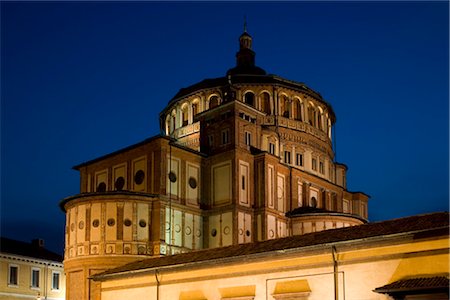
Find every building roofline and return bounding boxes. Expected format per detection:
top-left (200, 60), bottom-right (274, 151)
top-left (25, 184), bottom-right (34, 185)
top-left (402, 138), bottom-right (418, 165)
top-left (72, 134), bottom-right (205, 170)
top-left (91, 212), bottom-right (449, 281)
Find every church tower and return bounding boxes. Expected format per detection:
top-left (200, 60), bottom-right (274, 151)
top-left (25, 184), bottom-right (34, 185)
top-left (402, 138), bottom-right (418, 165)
top-left (61, 28), bottom-right (369, 300)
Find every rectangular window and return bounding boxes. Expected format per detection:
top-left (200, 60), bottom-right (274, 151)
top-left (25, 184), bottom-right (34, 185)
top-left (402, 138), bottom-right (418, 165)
top-left (245, 131), bottom-right (252, 146)
top-left (208, 135), bottom-right (214, 147)
top-left (319, 161), bottom-right (324, 174)
top-left (52, 272), bottom-right (60, 290)
top-left (221, 129), bottom-right (229, 145)
top-left (31, 268), bottom-right (40, 288)
top-left (9, 265), bottom-right (18, 286)
top-left (269, 143), bottom-right (275, 155)
top-left (296, 153), bottom-right (303, 166)
top-left (312, 158), bottom-right (317, 171)
top-left (241, 175), bottom-right (245, 190)
top-left (284, 151), bottom-right (291, 164)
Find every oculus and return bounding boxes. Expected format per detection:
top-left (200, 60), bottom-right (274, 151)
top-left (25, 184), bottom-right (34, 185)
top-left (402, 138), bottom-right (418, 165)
top-left (97, 182), bottom-right (106, 192)
top-left (168, 171), bottom-right (177, 183)
top-left (134, 170), bottom-right (145, 185)
top-left (115, 177), bottom-right (125, 190)
top-left (188, 177), bottom-right (197, 189)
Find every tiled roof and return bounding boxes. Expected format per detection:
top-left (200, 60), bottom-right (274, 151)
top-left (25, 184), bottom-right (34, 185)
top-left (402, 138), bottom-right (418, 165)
top-left (374, 276), bottom-right (449, 293)
top-left (0, 237), bottom-right (63, 262)
top-left (93, 212), bottom-right (449, 280)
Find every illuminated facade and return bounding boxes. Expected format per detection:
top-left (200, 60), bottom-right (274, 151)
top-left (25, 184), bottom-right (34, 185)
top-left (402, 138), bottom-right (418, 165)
top-left (61, 29), bottom-right (371, 299)
top-left (0, 238), bottom-right (66, 300)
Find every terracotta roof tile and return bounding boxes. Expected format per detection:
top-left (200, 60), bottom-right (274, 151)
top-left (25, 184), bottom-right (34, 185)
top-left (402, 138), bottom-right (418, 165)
top-left (93, 212), bottom-right (449, 280)
top-left (374, 276), bottom-right (449, 293)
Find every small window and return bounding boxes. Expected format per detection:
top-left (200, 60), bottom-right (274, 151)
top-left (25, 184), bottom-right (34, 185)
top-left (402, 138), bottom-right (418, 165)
top-left (244, 92), bottom-right (255, 107)
top-left (310, 197), bottom-right (317, 208)
top-left (221, 129), bottom-right (229, 145)
top-left (209, 96), bottom-right (219, 109)
top-left (269, 143), bottom-right (275, 155)
top-left (115, 176), bottom-right (125, 190)
top-left (52, 272), bottom-right (60, 290)
top-left (284, 151), bottom-right (291, 164)
top-left (31, 268), bottom-right (40, 288)
top-left (241, 176), bottom-right (245, 190)
top-left (134, 170), bottom-right (145, 185)
top-left (245, 131), bottom-right (252, 146)
top-left (208, 134), bottom-right (214, 147)
top-left (312, 158), bottom-right (317, 171)
top-left (296, 153), bottom-right (303, 166)
top-left (192, 102), bottom-right (198, 117)
top-left (97, 182), bottom-right (106, 192)
top-left (319, 161), bottom-right (324, 174)
top-left (9, 265), bottom-right (18, 286)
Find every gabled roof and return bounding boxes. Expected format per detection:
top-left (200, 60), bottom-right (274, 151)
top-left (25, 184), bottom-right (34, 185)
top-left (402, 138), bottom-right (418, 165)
top-left (92, 212), bottom-right (449, 281)
top-left (0, 237), bottom-right (63, 262)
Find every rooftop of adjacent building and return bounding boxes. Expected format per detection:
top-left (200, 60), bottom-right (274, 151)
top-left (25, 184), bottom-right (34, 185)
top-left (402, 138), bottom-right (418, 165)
top-left (92, 211), bottom-right (449, 280)
top-left (0, 236), bottom-right (63, 262)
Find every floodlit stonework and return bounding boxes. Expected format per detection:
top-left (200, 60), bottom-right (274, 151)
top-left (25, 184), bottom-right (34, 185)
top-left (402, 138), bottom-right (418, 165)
top-left (60, 29), bottom-right (448, 300)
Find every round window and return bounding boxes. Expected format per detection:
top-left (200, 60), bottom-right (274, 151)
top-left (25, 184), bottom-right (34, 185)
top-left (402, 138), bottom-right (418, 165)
top-left (139, 219), bottom-right (147, 228)
top-left (168, 171), bottom-right (177, 183)
top-left (134, 170), bottom-right (145, 185)
top-left (188, 177), bottom-right (197, 189)
top-left (211, 228), bottom-right (217, 237)
top-left (115, 177), bottom-right (125, 190)
top-left (97, 182), bottom-right (106, 192)
top-left (246, 230), bottom-right (251, 237)
top-left (124, 219), bottom-right (132, 227)
top-left (107, 218), bottom-right (115, 226)
top-left (92, 219), bottom-right (100, 228)
top-left (78, 221), bottom-right (84, 230)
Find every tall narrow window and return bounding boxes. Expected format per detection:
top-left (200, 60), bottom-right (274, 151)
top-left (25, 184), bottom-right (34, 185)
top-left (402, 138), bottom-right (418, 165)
top-left (208, 135), bottom-right (214, 147)
top-left (318, 111), bottom-right (323, 130)
top-left (244, 92), bottom-right (255, 107)
top-left (192, 102), bottom-right (198, 117)
top-left (293, 99), bottom-right (302, 121)
top-left (282, 96), bottom-right (290, 118)
top-left (171, 114), bottom-right (176, 132)
top-left (52, 272), bottom-right (60, 290)
top-left (269, 142), bottom-right (275, 155)
top-left (242, 175), bottom-right (245, 189)
top-left (312, 158), bottom-right (317, 171)
top-left (245, 131), bottom-right (252, 146)
top-left (296, 153), bottom-right (303, 167)
top-left (31, 268), bottom-right (40, 288)
top-left (284, 151), bottom-right (291, 164)
top-left (181, 106), bottom-right (188, 126)
top-left (319, 161), bottom-right (324, 174)
top-left (221, 129), bottom-right (229, 145)
top-left (261, 92), bottom-right (271, 114)
top-left (9, 265), bottom-right (18, 286)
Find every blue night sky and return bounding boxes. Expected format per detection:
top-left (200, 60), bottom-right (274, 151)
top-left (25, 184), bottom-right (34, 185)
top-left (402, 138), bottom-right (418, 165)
top-left (1, 1), bottom-right (448, 254)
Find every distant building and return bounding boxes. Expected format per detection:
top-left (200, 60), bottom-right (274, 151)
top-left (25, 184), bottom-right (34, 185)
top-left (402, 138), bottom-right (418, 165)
top-left (0, 237), bottom-right (65, 300)
top-left (59, 28), bottom-right (448, 300)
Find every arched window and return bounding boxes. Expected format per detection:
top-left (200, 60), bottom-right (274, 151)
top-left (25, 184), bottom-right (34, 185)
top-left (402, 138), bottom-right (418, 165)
top-left (181, 105), bottom-right (188, 126)
top-left (209, 95), bottom-right (219, 109)
top-left (170, 109), bottom-right (176, 132)
top-left (281, 95), bottom-right (290, 118)
top-left (192, 102), bottom-right (198, 117)
top-left (244, 92), bottom-right (255, 107)
top-left (327, 118), bottom-right (332, 139)
top-left (308, 103), bottom-right (316, 126)
top-left (293, 99), bottom-right (302, 121)
top-left (165, 115), bottom-right (171, 135)
top-left (260, 92), bottom-right (271, 114)
top-left (317, 107), bottom-right (324, 131)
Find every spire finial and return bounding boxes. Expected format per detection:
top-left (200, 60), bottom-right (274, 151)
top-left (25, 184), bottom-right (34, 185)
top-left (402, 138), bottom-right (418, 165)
top-left (244, 15), bottom-right (247, 32)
